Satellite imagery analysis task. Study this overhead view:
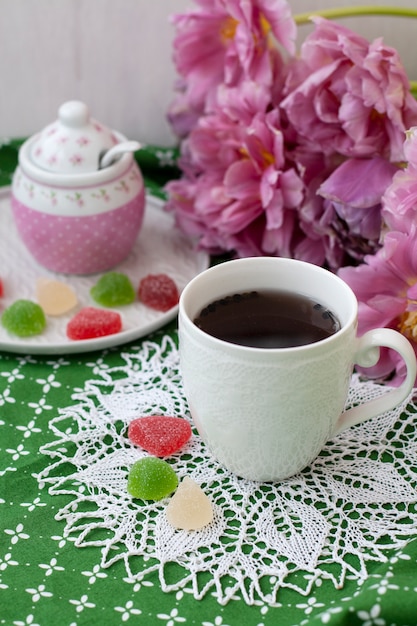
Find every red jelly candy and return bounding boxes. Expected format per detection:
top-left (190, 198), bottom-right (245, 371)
top-left (138, 274), bottom-right (179, 312)
top-left (67, 307), bottom-right (122, 340)
top-left (128, 415), bottom-right (192, 456)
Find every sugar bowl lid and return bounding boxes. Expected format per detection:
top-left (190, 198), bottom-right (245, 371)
top-left (30, 100), bottom-right (119, 174)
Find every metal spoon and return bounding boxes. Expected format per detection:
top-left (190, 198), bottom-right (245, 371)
top-left (99, 140), bottom-right (141, 169)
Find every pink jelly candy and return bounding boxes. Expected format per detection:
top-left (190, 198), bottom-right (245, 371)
top-left (66, 307), bottom-right (122, 340)
top-left (128, 415), bottom-right (192, 456)
top-left (138, 274), bottom-right (179, 312)
top-left (0, 279), bottom-right (3, 298)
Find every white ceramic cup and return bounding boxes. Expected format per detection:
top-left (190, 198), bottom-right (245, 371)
top-left (178, 257), bottom-right (417, 481)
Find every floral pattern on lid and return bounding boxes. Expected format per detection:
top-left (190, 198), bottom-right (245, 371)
top-left (30, 101), bottom-right (118, 174)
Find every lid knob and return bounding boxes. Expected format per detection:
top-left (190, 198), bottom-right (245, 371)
top-left (58, 101), bottom-right (90, 129)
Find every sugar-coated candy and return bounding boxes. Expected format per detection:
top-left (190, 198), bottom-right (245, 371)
top-left (166, 477), bottom-right (213, 530)
top-left (138, 274), bottom-right (179, 312)
top-left (90, 272), bottom-right (135, 307)
top-left (128, 415), bottom-right (192, 456)
top-left (1, 299), bottom-right (46, 337)
top-left (127, 457), bottom-right (178, 501)
top-left (36, 277), bottom-right (78, 316)
top-left (67, 307), bottom-right (122, 340)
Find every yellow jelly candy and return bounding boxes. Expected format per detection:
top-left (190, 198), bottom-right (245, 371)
top-left (36, 278), bottom-right (78, 316)
top-left (166, 476), bottom-right (213, 530)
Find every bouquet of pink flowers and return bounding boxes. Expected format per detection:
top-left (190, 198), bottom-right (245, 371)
top-left (165, 1), bottom-right (417, 386)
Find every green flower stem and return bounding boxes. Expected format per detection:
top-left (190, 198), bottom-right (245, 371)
top-left (294, 6), bottom-right (417, 24)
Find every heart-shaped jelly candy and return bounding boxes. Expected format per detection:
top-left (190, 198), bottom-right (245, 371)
top-left (166, 476), bottom-right (213, 530)
top-left (127, 457), bottom-right (178, 501)
top-left (66, 307), bottom-right (122, 340)
top-left (128, 416), bottom-right (192, 456)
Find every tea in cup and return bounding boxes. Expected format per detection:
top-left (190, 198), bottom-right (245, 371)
top-left (178, 257), bottom-right (416, 481)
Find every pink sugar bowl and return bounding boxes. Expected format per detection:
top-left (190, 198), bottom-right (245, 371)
top-left (11, 100), bottom-right (146, 275)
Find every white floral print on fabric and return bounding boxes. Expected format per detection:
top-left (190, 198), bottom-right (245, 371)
top-left (37, 336), bottom-right (417, 606)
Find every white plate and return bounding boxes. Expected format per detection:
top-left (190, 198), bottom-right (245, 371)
top-left (0, 189), bottom-right (209, 354)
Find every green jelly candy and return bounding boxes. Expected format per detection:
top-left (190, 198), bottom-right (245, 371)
top-left (127, 457), bottom-right (178, 501)
top-left (2, 299), bottom-right (46, 337)
top-left (90, 272), bottom-right (135, 307)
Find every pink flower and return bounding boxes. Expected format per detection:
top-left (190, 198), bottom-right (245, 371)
top-left (166, 82), bottom-right (304, 258)
top-left (382, 168), bottom-right (417, 234)
top-left (69, 154), bottom-right (84, 166)
top-left (166, 2), bottom-right (417, 280)
top-left (403, 126), bottom-right (417, 163)
top-left (382, 127), bottom-right (417, 232)
top-left (281, 17), bottom-right (417, 161)
top-left (167, 80), bottom-right (203, 138)
top-left (168, 0), bottom-right (295, 136)
top-left (316, 157), bottom-right (399, 266)
top-left (339, 230), bottom-right (417, 386)
top-left (76, 136), bottom-right (90, 147)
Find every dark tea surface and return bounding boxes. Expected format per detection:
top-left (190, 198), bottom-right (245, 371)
top-left (193, 290), bottom-right (340, 348)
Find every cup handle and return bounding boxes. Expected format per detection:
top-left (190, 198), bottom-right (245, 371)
top-left (333, 328), bottom-right (416, 436)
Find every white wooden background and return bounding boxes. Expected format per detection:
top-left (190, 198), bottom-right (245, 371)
top-left (0, 0), bottom-right (416, 146)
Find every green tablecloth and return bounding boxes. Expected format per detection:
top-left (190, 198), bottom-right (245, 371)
top-left (1, 139), bottom-right (417, 626)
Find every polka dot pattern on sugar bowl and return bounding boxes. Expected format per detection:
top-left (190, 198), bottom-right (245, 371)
top-left (11, 193), bottom-right (145, 274)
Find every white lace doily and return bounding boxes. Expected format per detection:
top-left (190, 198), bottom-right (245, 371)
top-left (37, 335), bottom-right (417, 606)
